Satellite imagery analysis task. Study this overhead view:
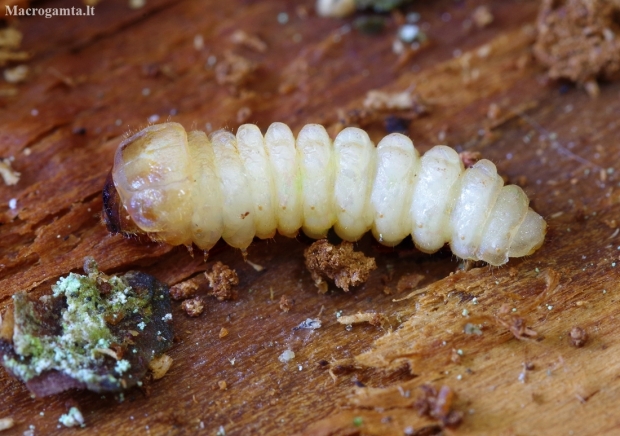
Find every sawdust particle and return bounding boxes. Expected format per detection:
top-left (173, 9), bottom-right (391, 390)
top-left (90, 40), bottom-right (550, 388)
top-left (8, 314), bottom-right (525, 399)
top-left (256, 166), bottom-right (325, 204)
top-left (569, 326), bottom-right (588, 348)
top-left (148, 354), bottom-right (173, 380)
top-left (279, 295), bottom-right (294, 313)
top-left (534, 0), bottom-right (620, 88)
top-left (181, 297), bottom-right (205, 317)
top-left (472, 5), bottom-right (494, 28)
top-left (231, 30), bottom-right (267, 53)
top-left (304, 239), bottom-right (376, 293)
top-left (205, 262), bottom-right (239, 301)
top-left (336, 312), bottom-right (388, 328)
top-left (364, 89), bottom-right (418, 111)
top-left (0, 158), bottom-right (20, 186)
top-left (170, 276), bottom-right (202, 301)
top-left (0, 417), bottom-right (15, 431)
top-left (215, 51), bottom-right (257, 91)
top-left (495, 304), bottom-right (538, 341)
top-left (414, 384), bottom-right (463, 429)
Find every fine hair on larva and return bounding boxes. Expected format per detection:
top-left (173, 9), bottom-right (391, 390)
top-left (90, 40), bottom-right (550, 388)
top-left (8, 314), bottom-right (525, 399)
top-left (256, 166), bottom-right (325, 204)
top-left (104, 122), bottom-right (546, 266)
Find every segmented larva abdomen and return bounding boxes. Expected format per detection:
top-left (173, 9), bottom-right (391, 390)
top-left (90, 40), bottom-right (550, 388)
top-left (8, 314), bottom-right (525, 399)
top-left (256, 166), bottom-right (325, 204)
top-left (110, 122), bottom-right (546, 266)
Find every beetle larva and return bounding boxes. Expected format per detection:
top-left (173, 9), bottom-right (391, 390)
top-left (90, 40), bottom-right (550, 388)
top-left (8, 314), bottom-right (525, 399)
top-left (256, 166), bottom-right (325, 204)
top-left (103, 122), bottom-right (546, 266)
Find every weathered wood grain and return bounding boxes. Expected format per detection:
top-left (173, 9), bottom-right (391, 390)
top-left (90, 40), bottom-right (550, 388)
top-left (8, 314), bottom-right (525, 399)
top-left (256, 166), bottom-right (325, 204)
top-left (1, 0), bottom-right (619, 435)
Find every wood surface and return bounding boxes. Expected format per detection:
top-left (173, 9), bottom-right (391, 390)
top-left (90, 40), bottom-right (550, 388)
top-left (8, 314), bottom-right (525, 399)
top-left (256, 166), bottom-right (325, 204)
top-left (1, 0), bottom-right (619, 435)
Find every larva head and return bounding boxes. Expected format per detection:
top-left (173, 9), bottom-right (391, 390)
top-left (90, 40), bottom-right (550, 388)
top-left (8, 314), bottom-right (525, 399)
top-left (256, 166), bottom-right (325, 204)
top-left (107, 123), bottom-right (194, 246)
top-left (103, 171), bottom-right (140, 235)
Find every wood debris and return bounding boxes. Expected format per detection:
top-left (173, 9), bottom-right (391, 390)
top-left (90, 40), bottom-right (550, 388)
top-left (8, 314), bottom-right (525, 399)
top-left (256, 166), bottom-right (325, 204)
top-left (533, 0), bottom-right (620, 88)
top-left (0, 158), bottom-right (19, 186)
top-left (293, 318), bottom-right (322, 330)
top-left (330, 89), bottom-right (427, 136)
top-left (0, 27), bottom-right (28, 67)
top-left (170, 275), bottom-right (203, 300)
top-left (181, 296), bottom-right (205, 317)
top-left (245, 259), bottom-right (265, 272)
top-left (487, 102), bottom-right (501, 120)
top-left (604, 219), bottom-right (618, 229)
top-left (58, 406), bottom-right (85, 428)
top-left (215, 51), bottom-right (257, 90)
top-left (279, 295), bottom-right (294, 312)
top-left (413, 384), bottom-right (463, 429)
top-left (230, 30), bottom-right (267, 53)
top-left (3, 64), bottom-right (27, 83)
top-left (148, 353), bottom-right (173, 380)
top-left (518, 361), bottom-right (535, 384)
top-left (472, 5), bottom-right (494, 28)
top-left (0, 417), bottom-right (14, 431)
top-left (569, 326), bottom-right (588, 348)
top-left (336, 312), bottom-right (388, 328)
top-left (543, 268), bottom-right (561, 294)
top-left (363, 89), bottom-right (418, 111)
top-left (205, 262), bottom-right (239, 301)
top-left (279, 349), bottom-right (295, 363)
top-left (304, 239), bottom-right (376, 293)
top-left (316, 0), bottom-right (355, 18)
top-left (495, 304), bottom-right (538, 341)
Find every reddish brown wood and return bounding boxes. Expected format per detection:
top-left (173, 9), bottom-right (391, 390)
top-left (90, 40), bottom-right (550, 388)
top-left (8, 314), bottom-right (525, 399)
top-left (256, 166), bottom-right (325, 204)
top-left (1, 1), bottom-right (619, 435)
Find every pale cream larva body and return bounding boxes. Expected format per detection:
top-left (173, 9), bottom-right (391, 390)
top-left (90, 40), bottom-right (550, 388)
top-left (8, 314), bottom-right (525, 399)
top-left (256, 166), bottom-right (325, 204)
top-left (111, 122), bottom-right (546, 266)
